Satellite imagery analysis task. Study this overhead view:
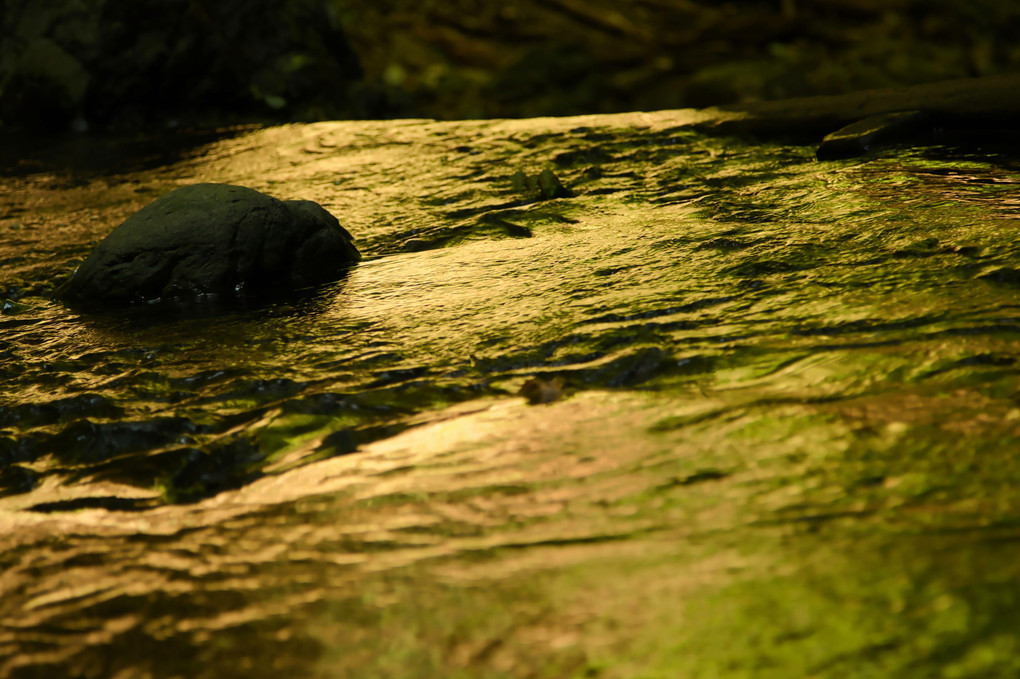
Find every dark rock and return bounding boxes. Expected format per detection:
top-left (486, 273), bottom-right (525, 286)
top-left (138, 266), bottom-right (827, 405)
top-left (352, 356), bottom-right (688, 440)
top-left (976, 266), bottom-right (1020, 287)
top-left (519, 376), bottom-right (566, 404)
top-left (510, 169), bottom-right (572, 200)
top-left (0, 0), bottom-right (364, 130)
top-left (538, 168), bottom-right (571, 199)
top-left (59, 183), bottom-right (360, 310)
top-left (816, 111), bottom-right (928, 160)
top-left (696, 74), bottom-right (1020, 144)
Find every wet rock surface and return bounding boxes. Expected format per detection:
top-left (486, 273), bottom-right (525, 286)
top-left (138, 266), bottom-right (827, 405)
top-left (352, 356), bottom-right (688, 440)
top-left (58, 183), bottom-right (360, 310)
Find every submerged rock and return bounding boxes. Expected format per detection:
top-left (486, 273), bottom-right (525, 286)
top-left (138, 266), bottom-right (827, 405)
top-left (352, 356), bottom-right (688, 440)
top-left (511, 168), bottom-right (572, 200)
top-left (518, 376), bottom-right (567, 405)
top-left (59, 183), bottom-right (360, 310)
top-left (816, 110), bottom-right (928, 160)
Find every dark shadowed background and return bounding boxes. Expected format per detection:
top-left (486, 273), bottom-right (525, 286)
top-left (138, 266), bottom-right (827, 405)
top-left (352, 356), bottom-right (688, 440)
top-left (1, 0), bottom-right (1018, 132)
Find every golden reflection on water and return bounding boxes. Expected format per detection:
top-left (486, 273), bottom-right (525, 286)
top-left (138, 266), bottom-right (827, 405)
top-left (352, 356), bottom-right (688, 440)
top-left (2, 111), bottom-right (1020, 676)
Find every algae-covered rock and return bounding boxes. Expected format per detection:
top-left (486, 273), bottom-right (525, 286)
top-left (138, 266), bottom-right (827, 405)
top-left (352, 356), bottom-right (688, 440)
top-left (59, 183), bottom-right (360, 310)
top-left (510, 168), bottom-right (572, 200)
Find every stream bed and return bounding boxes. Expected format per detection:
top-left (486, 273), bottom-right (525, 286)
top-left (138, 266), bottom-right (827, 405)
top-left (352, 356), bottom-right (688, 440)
top-left (2, 111), bottom-right (1020, 678)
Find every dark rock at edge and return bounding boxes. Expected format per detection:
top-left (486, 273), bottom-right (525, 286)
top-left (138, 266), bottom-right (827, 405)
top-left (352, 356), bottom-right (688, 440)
top-left (816, 110), bottom-right (928, 160)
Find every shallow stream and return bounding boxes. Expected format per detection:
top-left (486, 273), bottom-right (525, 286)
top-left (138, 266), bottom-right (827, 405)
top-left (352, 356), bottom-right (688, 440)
top-left (2, 111), bottom-right (1020, 677)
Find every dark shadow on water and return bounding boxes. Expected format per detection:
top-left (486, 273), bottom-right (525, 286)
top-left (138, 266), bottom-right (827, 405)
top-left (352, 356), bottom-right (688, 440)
top-left (0, 124), bottom-right (264, 178)
top-left (68, 276), bottom-right (351, 334)
top-left (27, 496), bottom-right (162, 513)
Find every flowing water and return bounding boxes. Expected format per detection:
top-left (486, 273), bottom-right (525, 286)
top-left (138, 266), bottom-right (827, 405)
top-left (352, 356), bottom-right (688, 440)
top-left (2, 112), bottom-right (1020, 678)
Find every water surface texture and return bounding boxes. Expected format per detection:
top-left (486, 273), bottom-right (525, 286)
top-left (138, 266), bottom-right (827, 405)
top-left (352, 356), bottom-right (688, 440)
top-left (2, 112), bottom-right (1020, 678)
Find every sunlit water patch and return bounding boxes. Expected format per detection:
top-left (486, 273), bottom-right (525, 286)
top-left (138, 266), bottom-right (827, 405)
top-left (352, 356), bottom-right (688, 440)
top-left (1, 113), bottom-right (1020, 677)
